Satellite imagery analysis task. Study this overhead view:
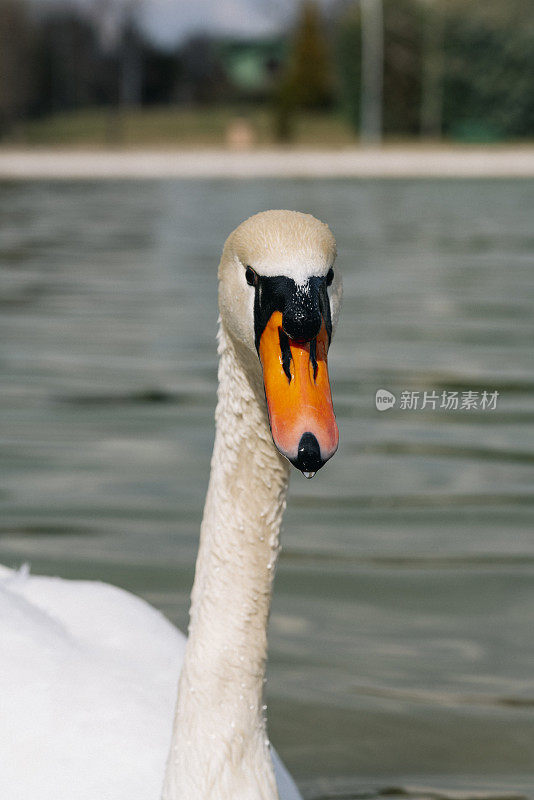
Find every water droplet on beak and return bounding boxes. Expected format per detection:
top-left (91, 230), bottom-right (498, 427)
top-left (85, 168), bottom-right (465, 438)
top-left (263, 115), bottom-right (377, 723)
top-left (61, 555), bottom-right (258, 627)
top-left (303, 471), bottom-right (316, 479)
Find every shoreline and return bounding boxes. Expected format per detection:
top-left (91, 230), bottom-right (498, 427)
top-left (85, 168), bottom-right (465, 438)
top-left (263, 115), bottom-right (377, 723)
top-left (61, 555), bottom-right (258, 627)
top-left (2, 146), bottom-right (534, 179)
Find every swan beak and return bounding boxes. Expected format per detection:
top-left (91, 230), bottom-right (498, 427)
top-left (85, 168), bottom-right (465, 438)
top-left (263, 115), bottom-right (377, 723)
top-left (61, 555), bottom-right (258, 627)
top-left (258, 310), bottom-right (339, 475)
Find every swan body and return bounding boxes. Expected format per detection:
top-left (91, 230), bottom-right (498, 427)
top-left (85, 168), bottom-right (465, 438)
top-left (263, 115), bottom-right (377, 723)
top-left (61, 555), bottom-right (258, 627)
top-left (1, 211), bottom-right (341, 800)
top-left (0, 566), bottom-right (300, 800)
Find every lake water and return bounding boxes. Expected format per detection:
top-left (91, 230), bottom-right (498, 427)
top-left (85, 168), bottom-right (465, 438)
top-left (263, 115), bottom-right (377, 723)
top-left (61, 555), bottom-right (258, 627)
top-left (1, 178), bottom-right (534, 799)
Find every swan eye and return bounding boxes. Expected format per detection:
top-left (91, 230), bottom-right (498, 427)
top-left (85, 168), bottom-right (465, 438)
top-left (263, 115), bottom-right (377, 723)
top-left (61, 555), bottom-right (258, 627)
top-left (245, 266), bottom-right (258, 287)
top-left (326, 267), bottom-right (334, 287)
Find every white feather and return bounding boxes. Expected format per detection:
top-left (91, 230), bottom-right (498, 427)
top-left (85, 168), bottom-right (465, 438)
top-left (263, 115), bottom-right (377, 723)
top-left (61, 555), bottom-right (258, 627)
top-left (0, 566), bottom-right (301, 800)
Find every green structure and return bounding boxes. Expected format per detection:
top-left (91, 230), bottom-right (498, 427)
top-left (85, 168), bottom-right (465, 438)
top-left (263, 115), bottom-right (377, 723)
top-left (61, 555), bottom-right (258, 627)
top-left (219, 38), bottom-right (286, 97)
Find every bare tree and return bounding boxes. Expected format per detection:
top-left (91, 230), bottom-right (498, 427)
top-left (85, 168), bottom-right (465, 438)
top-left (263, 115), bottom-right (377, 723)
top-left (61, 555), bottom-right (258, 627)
top-left (88, 0), bottom-right (144, 142)
top-left (360, 0), bottom-right (384, 144)
top-left (91, 0), bottom-right (143, 106)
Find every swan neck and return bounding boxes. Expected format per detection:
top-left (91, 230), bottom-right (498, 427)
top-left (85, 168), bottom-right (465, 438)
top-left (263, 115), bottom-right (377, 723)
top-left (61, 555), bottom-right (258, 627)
top-left (163, 325), bottom-right (290, 800)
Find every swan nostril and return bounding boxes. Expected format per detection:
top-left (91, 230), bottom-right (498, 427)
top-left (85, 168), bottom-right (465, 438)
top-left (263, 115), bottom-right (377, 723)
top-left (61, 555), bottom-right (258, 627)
top-left (292, 432), bottom-right (325, 474)
top-left (282, 312), bottom-right (321, 343)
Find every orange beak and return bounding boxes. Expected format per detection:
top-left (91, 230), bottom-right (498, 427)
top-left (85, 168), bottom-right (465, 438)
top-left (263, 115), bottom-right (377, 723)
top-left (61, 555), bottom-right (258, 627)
top-left (258, 310), bottom-right (338, 477)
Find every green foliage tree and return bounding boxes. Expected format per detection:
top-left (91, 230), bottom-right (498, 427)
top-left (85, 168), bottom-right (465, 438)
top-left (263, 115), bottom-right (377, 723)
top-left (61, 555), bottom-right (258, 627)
top-left (383, 0), bottom-right (423, 135)
top-left (336, 0), bottom-right (534, 141)
top-left (284, 0), bottom-right (335, 109)
top-left (441, 0), bottom-right (534, 139)
top-left (336, 5), bottom-right (361, 134)
top-left (273, 1), bottom-right (335, 141)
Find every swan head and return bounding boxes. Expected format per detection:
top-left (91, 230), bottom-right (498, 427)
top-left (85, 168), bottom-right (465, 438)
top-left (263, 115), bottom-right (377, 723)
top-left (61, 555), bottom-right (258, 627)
top-left (218, 210), bottom-right (342, 477)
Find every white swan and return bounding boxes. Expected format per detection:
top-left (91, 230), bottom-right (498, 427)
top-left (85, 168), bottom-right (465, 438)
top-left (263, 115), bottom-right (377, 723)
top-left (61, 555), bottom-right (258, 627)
top-left (0, 210), bottom-right (342, 800)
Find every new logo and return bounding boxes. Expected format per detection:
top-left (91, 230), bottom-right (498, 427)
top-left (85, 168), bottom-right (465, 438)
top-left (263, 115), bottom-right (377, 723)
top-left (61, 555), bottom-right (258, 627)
top-left (375, 389), bottom-right (396, 411)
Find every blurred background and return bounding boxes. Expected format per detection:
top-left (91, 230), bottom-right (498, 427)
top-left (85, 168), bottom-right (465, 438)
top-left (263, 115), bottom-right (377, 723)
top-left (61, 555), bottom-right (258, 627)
top-left (1, 0), bottom-right (534, 146)
top-left (2, 2), bottom-right (534, 800)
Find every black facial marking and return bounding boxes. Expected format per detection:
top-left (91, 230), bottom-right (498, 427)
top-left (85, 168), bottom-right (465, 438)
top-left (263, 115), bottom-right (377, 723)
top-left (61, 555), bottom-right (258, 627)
top-left (326, 267), bottom-right (334, 286)
top-left (278, 328), bottom-right (292, 383)
top-left (283, 280), bottom-right (321, 343)
top-left (309, 336), bottom-right (318, 382)
top-left (253, 274), bottom-right (332, 354)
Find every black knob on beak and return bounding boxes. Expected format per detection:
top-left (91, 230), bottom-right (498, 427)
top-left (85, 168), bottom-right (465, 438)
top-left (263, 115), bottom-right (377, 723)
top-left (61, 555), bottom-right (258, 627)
top-left (293, 432), bottom-right (325, 474)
